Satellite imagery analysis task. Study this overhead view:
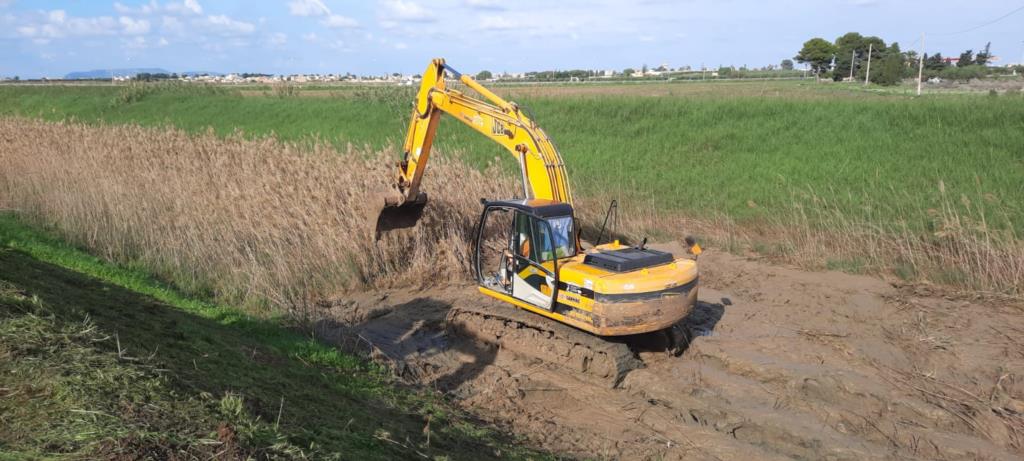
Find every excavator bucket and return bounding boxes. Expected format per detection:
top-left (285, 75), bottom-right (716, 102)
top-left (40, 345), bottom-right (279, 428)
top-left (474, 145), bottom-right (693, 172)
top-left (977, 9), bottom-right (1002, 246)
top-left (373, 191), bottom-right (427, 239)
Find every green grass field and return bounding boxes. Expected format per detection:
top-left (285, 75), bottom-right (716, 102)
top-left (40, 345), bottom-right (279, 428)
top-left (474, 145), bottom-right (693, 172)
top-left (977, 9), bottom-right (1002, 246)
top-left (2, 82), bottom-right (1021, 232)
top-left (0, 213), bottom-right (544, 460)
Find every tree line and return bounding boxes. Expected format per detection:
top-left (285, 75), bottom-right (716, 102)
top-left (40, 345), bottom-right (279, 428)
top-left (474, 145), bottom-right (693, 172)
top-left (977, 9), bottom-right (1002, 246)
top-left (796, 32), bottom-right (1003, 85)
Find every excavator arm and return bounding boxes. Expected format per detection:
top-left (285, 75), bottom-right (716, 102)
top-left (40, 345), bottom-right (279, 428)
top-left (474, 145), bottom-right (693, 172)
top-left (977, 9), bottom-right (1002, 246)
top-left (389, 58), bottom-right (573, 207)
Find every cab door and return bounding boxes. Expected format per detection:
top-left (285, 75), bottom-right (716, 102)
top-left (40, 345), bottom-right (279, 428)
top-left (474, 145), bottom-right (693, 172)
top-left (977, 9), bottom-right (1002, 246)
top-left (509, 211), bottom-right (557, 310)
top-left (473, 205), bottom-right (558, 311)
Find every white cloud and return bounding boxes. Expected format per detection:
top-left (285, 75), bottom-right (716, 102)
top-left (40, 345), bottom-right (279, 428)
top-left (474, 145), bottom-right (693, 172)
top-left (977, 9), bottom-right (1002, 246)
top-left (16, 10), bottom-right (120, 40)
top-left (158, 36), bottom-right (169, 46)
top-left (124, 35), bottom-right (147, 49)
top-left (166, 0), bottom-right (203, 15)
top-left (323, 14), bottom-right (358, 28)
top-left (63, 16), bottom-right (118, 36)
top-left (464, 0), bottom-right (504, 10)
top-left (48, 10), bottom-right (66, 23)
top-left (288, 0), bottom-right (330, 16)
top-left (477, 15), bottom-right (519, 31)
top-left (329, 42), bottom-right (353, 52)
top-left (115, 1), bottom-right (202, 16)
top-left (114, 1), bottom-right (158, 15)
top-left (184, 0), bottom-right (203, 14)
top-left (268, 32), bottom-right (287, 46)
top-left (119, 16), bottom-right (151, 35)
top-left (204, 15), bottom-right (255, 35)
top-left (302, 32), bottom-right (317, 41)
top-left (381, 0), bottom-right (434, 22)
top-left (394, 42), bottom-right (407, 50)
top-left (161, 15), bottom-right (184, 34)
top-left (0, 0), bottom-right (15, 8)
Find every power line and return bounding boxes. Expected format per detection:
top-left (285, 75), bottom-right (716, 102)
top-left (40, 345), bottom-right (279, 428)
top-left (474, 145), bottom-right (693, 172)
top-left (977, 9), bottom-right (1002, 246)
top-left (930, 3), bottom-right (1024, 37)
top-left (891, 4), bottom-right (1023, 54)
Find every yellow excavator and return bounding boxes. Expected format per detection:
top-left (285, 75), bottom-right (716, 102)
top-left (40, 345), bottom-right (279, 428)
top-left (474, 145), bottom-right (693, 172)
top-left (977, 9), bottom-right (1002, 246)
top-left (379, 58), bottom-right (700, 386)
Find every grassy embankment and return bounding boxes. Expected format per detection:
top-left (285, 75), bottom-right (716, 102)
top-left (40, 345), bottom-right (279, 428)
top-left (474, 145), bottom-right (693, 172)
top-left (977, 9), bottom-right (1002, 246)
top-left (0, 82), bottom-right (1021, 292)
top-left (0, 213), bottom-right (544, 460)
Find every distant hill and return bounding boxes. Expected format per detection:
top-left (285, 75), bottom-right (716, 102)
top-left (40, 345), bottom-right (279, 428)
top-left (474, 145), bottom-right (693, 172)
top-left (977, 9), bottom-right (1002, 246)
top-left (180, 71), bottom-right (224, 77)
top-left (65, 68), bottom-right (171, 79)
top-left (64, 68), bottom-right (224, 79)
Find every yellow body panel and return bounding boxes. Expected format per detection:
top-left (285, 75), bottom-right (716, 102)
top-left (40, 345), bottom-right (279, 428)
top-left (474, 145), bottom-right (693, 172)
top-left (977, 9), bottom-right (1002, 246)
top-left (397, 58), bottom-right (572, 206)
top-left (487, 243), bottom-right (699, 336)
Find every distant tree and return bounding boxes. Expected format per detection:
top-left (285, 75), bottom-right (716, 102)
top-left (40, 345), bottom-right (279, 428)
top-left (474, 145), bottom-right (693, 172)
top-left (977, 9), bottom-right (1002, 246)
top-left (902, 50), bottom-right (918, 65)
top-left (925, 53), bottom-right (949, 71)
top-left (831, 33), bottom-right (886, 81)
top-left (795, 37), bottom-right (836, 78)
top-left (831, 32), bottom-right (864, 80)
top-left (958, 50), bottom-right (974, 67)
top-left (781, 59), bottom-right (794, 70)
top-left (476, 70), bottom-right (492, 80)
top-left (654, 64), bottom-right (667, 72)
top-left (976, 42), bottom-right (992, 66)
top-left (391, 72), bottom-right (401, 77)
top-left (413, 74), bottom-right (422, 79)
top-left (623, 68), bottom-right (635, 76)
top-left (641, 64), bottom-right (648, 75)
top-left (13, 76), bottom-right (19, 81)
top-left (872, 43), bottom-right (903, 86)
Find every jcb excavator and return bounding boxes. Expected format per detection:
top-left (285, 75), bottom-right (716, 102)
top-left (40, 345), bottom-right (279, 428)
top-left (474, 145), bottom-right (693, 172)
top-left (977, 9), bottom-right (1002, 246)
top-left (379, 58), bottom-right (700, 386)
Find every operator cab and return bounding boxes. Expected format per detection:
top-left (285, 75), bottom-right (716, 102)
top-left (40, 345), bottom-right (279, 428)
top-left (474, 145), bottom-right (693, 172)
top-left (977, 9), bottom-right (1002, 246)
top-left (474, 199), bottom-right (576, 311)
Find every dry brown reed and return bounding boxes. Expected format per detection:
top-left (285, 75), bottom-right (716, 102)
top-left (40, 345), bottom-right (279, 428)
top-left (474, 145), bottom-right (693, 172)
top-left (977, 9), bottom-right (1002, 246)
top-left (0, 117), bottom-right (511, 316)
top-left (588, 185), bottom-right (1023, 296)
top-left (1, 116), bottom-right (1019, 323)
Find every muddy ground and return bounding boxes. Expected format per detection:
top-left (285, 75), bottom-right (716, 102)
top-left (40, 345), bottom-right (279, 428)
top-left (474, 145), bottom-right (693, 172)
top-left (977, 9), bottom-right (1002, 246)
top-left (317, 245), bottom-right (1024, 460)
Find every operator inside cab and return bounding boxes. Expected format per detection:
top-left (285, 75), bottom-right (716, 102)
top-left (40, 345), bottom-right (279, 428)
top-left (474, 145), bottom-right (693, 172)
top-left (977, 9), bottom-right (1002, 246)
top-left (517, 215), bottom-right (531, 258)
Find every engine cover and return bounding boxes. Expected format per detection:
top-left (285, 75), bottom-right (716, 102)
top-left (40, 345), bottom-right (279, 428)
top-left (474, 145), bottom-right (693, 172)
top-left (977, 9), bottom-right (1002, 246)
top-left (583, 247), bottom-right (674, 272)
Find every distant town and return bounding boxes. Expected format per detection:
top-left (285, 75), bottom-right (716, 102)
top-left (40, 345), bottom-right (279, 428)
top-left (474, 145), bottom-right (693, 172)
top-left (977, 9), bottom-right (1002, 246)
top-left (2, 55), bottom-right (1020, 85)
top-left (0, 63), bottom-right (818, 84)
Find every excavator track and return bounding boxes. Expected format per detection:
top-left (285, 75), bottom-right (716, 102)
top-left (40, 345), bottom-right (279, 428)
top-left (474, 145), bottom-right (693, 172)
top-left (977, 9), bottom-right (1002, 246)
top-left (446, 302), bottom-right (643, 388)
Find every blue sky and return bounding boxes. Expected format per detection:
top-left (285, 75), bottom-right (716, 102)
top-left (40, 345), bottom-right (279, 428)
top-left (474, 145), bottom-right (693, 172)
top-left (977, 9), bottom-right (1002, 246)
top-left (1, 0), bottom-right (1022, 78)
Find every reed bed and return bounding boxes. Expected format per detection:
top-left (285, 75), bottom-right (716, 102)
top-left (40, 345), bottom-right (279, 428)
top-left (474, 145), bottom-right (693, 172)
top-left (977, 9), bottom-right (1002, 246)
top-left (0, 117), bottom-right (511, 316)
top-left (591, 184), bottom-right (1023, 295)
top-left (1, 117), bottom-right (1019, 322)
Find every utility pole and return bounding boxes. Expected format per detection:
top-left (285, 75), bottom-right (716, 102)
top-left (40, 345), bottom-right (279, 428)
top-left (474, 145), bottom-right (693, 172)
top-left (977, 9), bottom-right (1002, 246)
top-left (1019, 40), bottom-right (1024, 70)
top-left (917, 33), bottom-right (925, 96)
top-left (849, 49), bottom-right (856, 81)
top-left (864, 43), bottom-right (873, 85)
top-left (702, 63), bottom-right (705, 81)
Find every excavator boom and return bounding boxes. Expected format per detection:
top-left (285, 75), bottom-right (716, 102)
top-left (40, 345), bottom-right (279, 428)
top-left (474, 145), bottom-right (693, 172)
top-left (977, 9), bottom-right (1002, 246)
top-left (387, 58), bottom-right (572, 213)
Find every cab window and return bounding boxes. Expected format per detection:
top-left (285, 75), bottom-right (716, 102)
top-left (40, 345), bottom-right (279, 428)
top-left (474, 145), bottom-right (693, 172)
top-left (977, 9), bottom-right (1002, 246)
top-left (513, 212), bottom-right (535, 261)
top-left (533, 215), bottom-right (575, 262)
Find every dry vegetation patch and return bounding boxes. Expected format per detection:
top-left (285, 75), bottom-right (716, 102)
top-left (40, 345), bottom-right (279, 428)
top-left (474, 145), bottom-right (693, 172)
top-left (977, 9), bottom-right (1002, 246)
top-left (0, 117), bottom-right (511, 316)
top-left (1, 116), bottom-right (1019, 323)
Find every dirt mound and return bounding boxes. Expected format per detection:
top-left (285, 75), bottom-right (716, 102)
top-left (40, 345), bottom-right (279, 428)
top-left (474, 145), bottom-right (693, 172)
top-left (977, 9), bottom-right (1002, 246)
top-left (319, 245), bottom-right (1024, 460)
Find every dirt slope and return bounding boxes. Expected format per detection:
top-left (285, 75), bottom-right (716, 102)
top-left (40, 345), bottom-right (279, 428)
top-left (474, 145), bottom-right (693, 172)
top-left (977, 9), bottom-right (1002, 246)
top-left (318, 246), bottom-right (1024, 460)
